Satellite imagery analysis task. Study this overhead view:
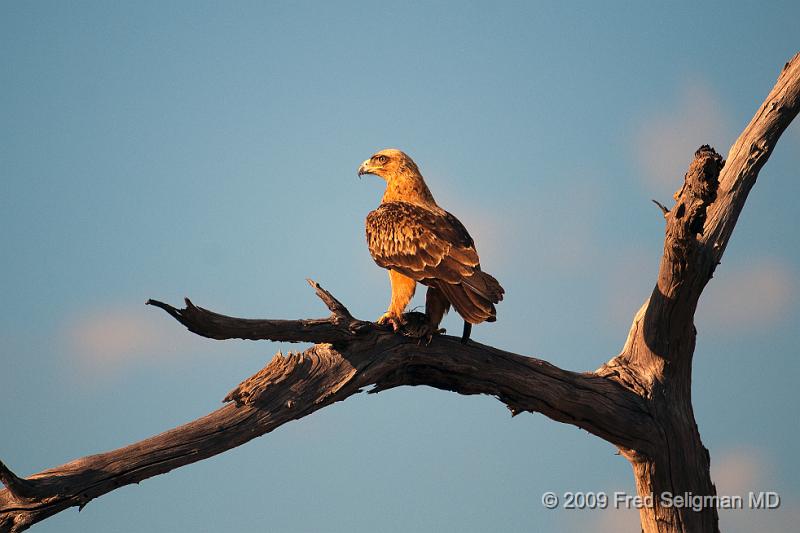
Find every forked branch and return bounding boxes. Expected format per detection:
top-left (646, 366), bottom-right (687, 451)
top-left (2, 53), bottom-right (798, 533)
top-left (0, 280), bottom-right (654, 532)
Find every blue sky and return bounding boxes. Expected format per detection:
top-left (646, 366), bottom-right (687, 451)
top-left (2, 2), bottom-right (799, 531)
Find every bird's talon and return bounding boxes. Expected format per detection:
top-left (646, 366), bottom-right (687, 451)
top-left (362, 149), bottom-right (504, 346)
top-left (377, 313), bottom-right (404, 332)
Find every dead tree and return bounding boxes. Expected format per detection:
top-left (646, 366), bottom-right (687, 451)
top-left (2, 53), bottom-right (798, 533)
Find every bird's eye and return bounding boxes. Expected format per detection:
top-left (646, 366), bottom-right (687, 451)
top-left (377, 155), bottom-right (388, 164)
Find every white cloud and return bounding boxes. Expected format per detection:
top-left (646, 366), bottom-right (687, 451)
top-left (422, 171), bottom-right (517, 273)
top-left (569, 448), bottom-right (797, 533)
top-left (713, 448), bottom-right (767, 496)
top-left (65, 307), bottom-right (192, 373)
top-left (606, 254), bottom-right (795, 335)
top-left (712, 448), bottom-right (800, 533)
top-left (571, 505), bottom-right (641, 533)
top-left (634, 80), bottom-right (731, 193)
top-left (605, 249), bottom-right (659, 327)
top-left (698, 259), bottom-right (794, 331)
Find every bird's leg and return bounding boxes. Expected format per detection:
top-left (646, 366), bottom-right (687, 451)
top-left (417, 286), bottom-right (450, 343)
top-left (377, 270), bottom-right (416, 332)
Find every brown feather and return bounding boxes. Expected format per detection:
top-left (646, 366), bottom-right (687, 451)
top-left (462, 271), bottom-right (505, 303)
top-left (365, 184), bottom-right (504, 327)
top-left (436, 282), bottom-right (495, 324)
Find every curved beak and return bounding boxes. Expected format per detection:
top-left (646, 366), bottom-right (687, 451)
top-left (357, 159), bottom-right (373, 178)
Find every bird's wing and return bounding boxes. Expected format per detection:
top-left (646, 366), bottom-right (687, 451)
top-left (366, 201), bottom-right (504, 324)
top-left (366, 202), bottom-right (479, 285)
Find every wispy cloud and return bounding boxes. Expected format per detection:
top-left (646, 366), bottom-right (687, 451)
top-left (606, 254), bottom-right (795, 335)
top-left (570, 505), bottom-right (641, 533)
top-left (713, 448), bottom-right (768, 496)
top-left (65, 307), bottom-right (192, 373)
top-left (712, 448), bottom-right (800, 533)
top-left (422, 171), bottom-right (519, 273)
top-left (431, 175), bottom-right (604, 277)
top-left (634, 80), bottom-right (731, 193)
top-left (569, 447), bottom-right (797, 533)
top-left (698, 259), bottom-right (795, 331)
top-left (605, 248), bottom-right (659, 328)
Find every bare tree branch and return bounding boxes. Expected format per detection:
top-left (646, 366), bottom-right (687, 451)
top-left (0, 281), bottom-right (655, 532)
top-left (596, 52), bottom-right (800, 533)
top-left (143, 280), bottom-right (371, 343)
top-left (704, 53), bottom-right (800, 262)
top-left (2, 52), bottom-right (798, 533)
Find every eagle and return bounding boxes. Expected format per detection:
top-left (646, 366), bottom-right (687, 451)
top-left (358, 148), bottom-right (504, 343)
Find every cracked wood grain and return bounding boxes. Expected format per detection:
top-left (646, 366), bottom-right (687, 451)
top-left (2, 52), bottom-right (798, 533)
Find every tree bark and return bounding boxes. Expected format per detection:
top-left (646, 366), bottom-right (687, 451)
top-left (1, 52), bottom-right (798, 533)
top-left (597, 52), bottom-right (800, 532)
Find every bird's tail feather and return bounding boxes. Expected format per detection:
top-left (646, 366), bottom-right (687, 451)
top-left (438, 280), bottom-right (497, 325)
top-left (462, 271), bottom-right (505, 303)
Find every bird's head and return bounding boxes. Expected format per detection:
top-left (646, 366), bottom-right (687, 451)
top-left (357, 148), bottom-right (420, 180)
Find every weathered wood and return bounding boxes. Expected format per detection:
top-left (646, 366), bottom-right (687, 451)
top-left (598, 52), bottom-right (800, 532)
top-left (1, 53), bottom-right (798, 533)
top-left (143, 280), bottom-right (372, 343)
top-left (0, 282), bottom-right (655, 532)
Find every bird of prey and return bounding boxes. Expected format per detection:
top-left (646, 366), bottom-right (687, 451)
top-left (358, 149), bottom-right (504, 343)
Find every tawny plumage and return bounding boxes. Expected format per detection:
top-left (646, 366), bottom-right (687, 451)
top-left (358, 148), bottom-right (504, 343)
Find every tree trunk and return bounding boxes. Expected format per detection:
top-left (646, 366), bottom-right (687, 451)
top-left (1, 53), bottom-right (799, 533)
